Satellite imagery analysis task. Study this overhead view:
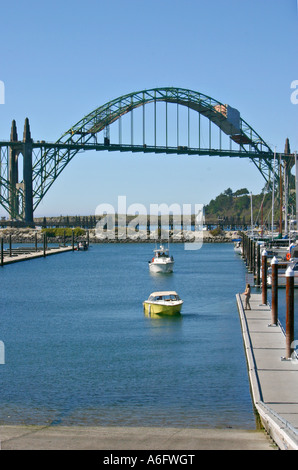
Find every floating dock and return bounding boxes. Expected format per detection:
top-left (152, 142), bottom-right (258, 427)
top-left (0, 245), bottom-right (73, 265)
top-left (236, 292), bottom-right (298, 450)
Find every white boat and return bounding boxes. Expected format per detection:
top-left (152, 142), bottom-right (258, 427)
top-left (267, 259), bottom-right (298, 287)
top-left (234, 241), bottom-right (242, 254)
top-left (75, 241), bottom-right (89, 251)
top-left (143, 291), bottom-right (183, 317)
top-left (148, 244), bottom-right (174, 273)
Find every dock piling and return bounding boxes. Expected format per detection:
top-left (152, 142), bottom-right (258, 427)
top-left (43, 233), bottom-right (46, 257)
top-left (1, 238), bottom-right (3, 266)
top-left (271, 256), bottom-right (278, 326)
top-left (285, 266), bottom-right (295, 359)
top-left (256, 243), bottom-right (261, 286)
top-left (261, 249), bottom-right (268, 305)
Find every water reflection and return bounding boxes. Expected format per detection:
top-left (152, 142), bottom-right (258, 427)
top-left (143, 310), bottom-right (182, 321)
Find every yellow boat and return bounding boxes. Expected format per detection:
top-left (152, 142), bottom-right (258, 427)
top-left (143, 291), bottom-right (183, 317)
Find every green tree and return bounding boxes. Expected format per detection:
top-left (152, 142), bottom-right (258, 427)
top-left (224, 188), bottom-right (233, 197)
top-left (234, 188), bottom-right (249, 197)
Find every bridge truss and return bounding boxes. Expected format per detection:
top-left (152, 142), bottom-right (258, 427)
top-left (0, 87), bottom-right (294, 222)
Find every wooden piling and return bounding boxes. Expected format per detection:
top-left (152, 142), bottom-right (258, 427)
top-left (249, 238), bottom-right (253, 273)
top-left (286, 266), bottom-right (295, 359)
top-left (256, 243), bottom-right (261, 287)
top-left (1, 238), bottom-right (3, 266)
top-left (43, 233), bottom-right (46, 257)
top-left (271, 256), bottom-right (278, 325)
top-left (262, 249), bottom-right (268, 305)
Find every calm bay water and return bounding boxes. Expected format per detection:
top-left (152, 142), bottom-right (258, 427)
top-left (0, 243), bottom-right (256, 428)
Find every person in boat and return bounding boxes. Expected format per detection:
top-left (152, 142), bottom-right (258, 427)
top-left (242, 283), bottom-right (251, 310)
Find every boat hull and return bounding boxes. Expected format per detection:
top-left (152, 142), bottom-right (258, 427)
top-left (143, 300), bottom-right (183, 316)
top-left (149, 261), bottom-right (174, 273)
top-left (267, 274), bottom-right (298, 287)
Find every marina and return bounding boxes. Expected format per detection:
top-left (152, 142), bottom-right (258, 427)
top-left (0, 0), bottom-right (296, 453)
top-left (1, 234), bottom-right (298, 450)
top-left (2, 228), bottom-right (298, 449)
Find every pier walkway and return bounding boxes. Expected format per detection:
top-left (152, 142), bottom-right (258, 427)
top-left (0, 245), bottom-right (73, 265)
top-left (236, 292), bottom-right (298, 450)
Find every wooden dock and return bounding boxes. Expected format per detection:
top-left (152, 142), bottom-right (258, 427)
top-left (236, 292), bottom-right (298, 450)
top-left (0, 245), bottom-right (73, 265)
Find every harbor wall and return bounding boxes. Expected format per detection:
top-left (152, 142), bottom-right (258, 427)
top-left (0, 228), bottom-right (237, 244)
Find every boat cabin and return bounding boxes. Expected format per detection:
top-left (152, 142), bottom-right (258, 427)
top-left (148, 291), bottom-right (181, 302)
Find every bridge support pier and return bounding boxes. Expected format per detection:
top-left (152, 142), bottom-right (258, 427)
top-left (8, 120), bottom-right (19, 220)
top-left (22, 118), bottom-right (34, 226)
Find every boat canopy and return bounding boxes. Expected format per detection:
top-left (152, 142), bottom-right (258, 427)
top-left (150, 291), bottom-right (178, 296)
top-left (148, 291), bottom-right (181, 302)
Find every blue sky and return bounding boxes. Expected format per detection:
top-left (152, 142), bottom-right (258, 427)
top-left (1, 0), bottom-right (298, 216)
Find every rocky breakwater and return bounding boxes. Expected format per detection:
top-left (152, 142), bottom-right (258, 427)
top-left (0, 228), bottom-right (44, 243)
top-left (0, 228), bottom-right (238, 244)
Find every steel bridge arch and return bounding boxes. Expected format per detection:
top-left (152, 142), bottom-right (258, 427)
top-left (32, 87), bottom-right (275, 211)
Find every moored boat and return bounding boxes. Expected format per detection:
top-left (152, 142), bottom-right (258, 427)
top-left (234, 240), bottom-right (242, 254)
top-left (75, 241), bottom-right (89, 251)
top-left (267, 259), bottom-right (298, 287)
top-left (143, 291), bottom-right (183, 316)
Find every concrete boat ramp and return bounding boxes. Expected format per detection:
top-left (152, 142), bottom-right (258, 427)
top-left (236, 292), bottom-right (298, 450)
top-left (0, 425), bottom-right (275, 450)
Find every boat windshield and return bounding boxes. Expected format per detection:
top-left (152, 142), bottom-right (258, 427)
top-left (149, 294), bottom-right (180, 301)
top-left (156, 251), bottom-right (169, 257)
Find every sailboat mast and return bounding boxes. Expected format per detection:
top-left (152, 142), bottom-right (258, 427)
top-left (261, 202), bottom-right (263, 238)
top-left (279, 159), bottom-right (283, 237)
top-left (272, 148), bottom-right (276, 240)
top-left (250, 192), bottom-right (253, 239)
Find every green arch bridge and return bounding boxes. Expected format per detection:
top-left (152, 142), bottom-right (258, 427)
top-left (0, 87), bottom-right (294, 224)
